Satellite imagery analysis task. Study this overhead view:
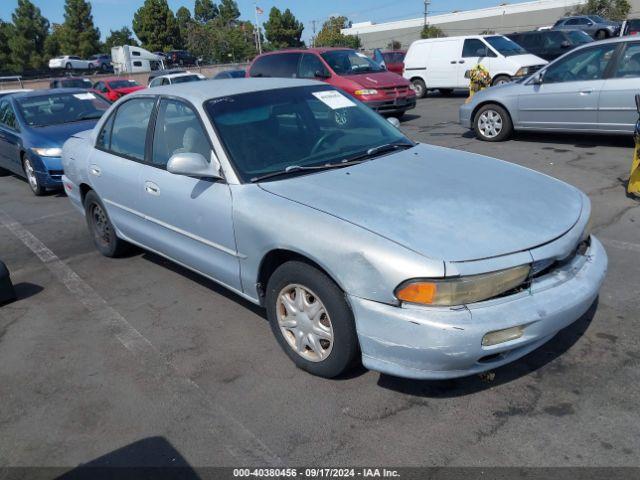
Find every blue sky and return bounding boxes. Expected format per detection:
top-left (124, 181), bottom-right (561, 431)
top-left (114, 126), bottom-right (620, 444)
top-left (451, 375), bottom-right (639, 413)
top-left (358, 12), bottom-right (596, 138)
top-left (0, 0), bottom-right (530, 42)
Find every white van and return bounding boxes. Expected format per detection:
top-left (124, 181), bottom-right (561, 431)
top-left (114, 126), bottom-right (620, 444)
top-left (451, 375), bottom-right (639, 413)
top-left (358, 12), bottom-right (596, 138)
top-left (403, 35), bottom-right (547, 97)
top-left (111, 45), bottom-right (165, 74)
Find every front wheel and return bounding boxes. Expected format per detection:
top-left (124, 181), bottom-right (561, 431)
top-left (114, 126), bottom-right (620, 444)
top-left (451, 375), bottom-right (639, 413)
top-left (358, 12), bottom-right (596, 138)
top-left (492, 75), bottom-right (511, 87)
top-left (265, 261), bottom-right (359, 378)
top-left (595, 29), bottom-right (608, 40)
top-left (411, 78), bottom-right (427, 99)
top-left (22, 157), bottom-right (45, 196)
top-left (65, 62), bottom-right (72, 70)
top-left (473, 104), bottom-right (513, 142)
top-left (84, 190), bottom-right (130, 257)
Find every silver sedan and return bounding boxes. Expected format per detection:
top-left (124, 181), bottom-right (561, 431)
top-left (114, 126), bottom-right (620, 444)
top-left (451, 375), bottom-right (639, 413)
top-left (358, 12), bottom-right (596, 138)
top-left (460, 36), bottom-right (640, 141)
top-left (62, 79), bottom-right (606, 379)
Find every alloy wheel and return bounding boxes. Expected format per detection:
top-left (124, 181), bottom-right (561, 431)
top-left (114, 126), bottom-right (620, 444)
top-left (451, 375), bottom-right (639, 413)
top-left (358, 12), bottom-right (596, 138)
top-left (276, 284), bottom-right (334, 362)
top-left (23, 158), bottom-right (39, 191)
top-left (478, 109), bottom-right (503, 139)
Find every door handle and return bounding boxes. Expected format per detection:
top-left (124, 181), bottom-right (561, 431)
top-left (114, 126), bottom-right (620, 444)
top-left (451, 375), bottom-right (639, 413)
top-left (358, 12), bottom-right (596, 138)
top-left (144, 181), bottom-right (160, 196)
top-left (580, 90), bottom-right (593, 95)
top-left (450, 60), bottom-right (457, 64)
top-left (459, 60), bottom-right (466, 64)
top-left (89, 164), bottom-right (101, 176)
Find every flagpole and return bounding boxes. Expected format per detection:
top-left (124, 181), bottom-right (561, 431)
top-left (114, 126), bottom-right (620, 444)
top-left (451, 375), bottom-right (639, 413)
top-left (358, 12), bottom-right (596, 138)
top-left (254, 1), bottom-right (263, 54)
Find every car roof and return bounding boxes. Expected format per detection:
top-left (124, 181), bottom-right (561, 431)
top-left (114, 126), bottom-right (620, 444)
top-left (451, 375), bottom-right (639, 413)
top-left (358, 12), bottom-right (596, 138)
top-left (9, 88), bottom-right (90, 99)
top-left (129, 78), bottom-right (321, 103)
top-left (258, 47), bottom-right (354, 56)
top-left (157, 72), bottom-right (201, 80)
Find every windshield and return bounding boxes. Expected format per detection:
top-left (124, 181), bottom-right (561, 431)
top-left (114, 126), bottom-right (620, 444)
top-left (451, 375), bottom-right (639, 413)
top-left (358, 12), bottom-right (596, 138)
top-left (172, 75), bottom-right (202, 84)
top-left (16, 92), bottom-right (110, 127)
top-left (205, 86), bottom-right (411, 182)
top-left (108, 80), bottom-right (139, 89)
top-left (62, 79), bottom-right (93, 88)
top-left (484, 36), bottom-right (527, 56)
top-left (567, 30), bottom-right (593, 44)
top-left (321, 50), bottom-right (385, 75)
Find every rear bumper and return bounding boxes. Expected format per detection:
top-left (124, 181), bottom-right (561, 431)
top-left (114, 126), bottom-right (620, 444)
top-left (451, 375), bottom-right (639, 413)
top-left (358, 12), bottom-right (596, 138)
top-left (350, 236), bottom-right (607, 380)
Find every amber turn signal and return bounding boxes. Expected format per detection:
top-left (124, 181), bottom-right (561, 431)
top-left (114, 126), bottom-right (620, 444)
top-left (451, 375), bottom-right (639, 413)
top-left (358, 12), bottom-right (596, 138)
top-left (395, 282), bottom-right (437, 304)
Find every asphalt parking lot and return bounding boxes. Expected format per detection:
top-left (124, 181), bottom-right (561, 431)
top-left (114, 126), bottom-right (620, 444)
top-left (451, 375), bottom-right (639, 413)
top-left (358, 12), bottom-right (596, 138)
top-left (0, 92), bottom-right (639, 470)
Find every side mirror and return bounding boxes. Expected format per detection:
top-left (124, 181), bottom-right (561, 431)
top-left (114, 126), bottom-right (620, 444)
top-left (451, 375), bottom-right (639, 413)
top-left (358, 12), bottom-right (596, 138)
top-left (167, 152), bottom-right (222, 179)
top-left (561, 40), bottom-right (571, 48)
top-left (387, 117), bottom-right (401, 128)
top-left (531, 71), bottom-right (544, 85)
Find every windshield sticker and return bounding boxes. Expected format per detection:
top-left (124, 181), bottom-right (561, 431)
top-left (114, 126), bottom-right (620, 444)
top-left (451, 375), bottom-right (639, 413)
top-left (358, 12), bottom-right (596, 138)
top-left (312, 91), bottom-right (356, 110)
top-left (73, 93), bottom-right (96, 100)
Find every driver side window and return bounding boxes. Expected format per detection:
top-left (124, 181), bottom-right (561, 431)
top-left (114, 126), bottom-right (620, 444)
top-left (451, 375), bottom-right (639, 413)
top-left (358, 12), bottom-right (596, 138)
top-left (543, 44), bottom-right (616, 84)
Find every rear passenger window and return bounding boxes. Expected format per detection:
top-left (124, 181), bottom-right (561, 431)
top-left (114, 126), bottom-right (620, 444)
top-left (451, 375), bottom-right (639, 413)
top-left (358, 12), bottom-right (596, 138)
top-left (109, 98), bottom-right (155, 161)
top-left (250, 53), bottom-right (301, 78)
top-left (152, 99), bottom-right (210, 168)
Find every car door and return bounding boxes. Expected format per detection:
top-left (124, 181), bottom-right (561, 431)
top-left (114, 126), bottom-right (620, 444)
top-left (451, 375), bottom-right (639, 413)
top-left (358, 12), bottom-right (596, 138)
top-left (0, 100), bottom-right (22, 174)
top-left (598, 41), bottom-right (640, 133)
top-left (458, 38), bottom-right (496, 87)
top-left (136, 97), bottom-right (240, 291)
top-left (517, 43), bottom-right (617, 131)
top-left (89, 97), bottom-right (156, 240)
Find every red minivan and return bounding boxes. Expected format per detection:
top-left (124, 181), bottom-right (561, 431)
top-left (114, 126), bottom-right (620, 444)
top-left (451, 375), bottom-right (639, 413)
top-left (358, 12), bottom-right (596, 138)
top-left (248, 48), bottom-right (416, 117)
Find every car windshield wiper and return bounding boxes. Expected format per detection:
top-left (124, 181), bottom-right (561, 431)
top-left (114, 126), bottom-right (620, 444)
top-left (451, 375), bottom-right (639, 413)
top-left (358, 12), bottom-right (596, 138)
top-left (364, 142), bottom-right (414, 157)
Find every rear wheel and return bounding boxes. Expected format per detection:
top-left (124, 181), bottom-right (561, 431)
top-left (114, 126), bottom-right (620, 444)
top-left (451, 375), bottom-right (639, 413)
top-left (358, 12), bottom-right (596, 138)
top-left (411, 78), bottom-right (427, 99)
top-left (492, 75), bottom-right (511, 87)
top-left (473, 103), bottom-right (513, 142)
top-left (595, 29), bottom-right (608, 40)
top-left (84, 190), bottom-right (129, 257)
top-left (265, 261), bottom-right (359, 378)
top-left (22, 156), bottom-right (45, 196)
top-left (65, 62), bottom-right (72, 70)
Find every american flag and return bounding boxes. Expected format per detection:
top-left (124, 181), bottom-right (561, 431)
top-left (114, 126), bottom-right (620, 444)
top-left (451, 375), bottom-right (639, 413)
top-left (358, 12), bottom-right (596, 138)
top-left (255, 6), bottom-right (264, 14)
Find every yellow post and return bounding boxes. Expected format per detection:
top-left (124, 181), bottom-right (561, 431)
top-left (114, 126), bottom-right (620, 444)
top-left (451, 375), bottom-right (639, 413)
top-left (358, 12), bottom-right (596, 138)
top-left (628, 94), bottom-right (640, 198)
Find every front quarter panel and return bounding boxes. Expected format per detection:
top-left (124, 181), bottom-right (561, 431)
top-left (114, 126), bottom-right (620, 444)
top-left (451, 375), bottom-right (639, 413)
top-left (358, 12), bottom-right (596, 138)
top-left (231, 184), bottom-right (445, 305)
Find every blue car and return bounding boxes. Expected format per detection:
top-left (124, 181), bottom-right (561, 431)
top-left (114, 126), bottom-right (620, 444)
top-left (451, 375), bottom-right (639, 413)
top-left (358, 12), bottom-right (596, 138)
top-left (0, 89), bottom-right (110, 195)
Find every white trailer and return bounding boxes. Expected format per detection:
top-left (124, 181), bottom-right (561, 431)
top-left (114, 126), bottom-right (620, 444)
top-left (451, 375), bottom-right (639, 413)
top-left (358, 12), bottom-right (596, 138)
top-left (111, 46), bottom-right (165, 74)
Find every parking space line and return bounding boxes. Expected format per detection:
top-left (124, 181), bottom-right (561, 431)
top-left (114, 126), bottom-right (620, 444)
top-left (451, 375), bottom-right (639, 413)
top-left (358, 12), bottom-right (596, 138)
top-left (603, 238), bottom-right (640, 254)
top-left (0, 208), bottom-right (283, 466)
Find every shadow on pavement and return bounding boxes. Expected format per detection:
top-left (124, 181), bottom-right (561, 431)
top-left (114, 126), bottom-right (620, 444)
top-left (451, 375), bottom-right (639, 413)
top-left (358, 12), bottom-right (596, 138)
top-left (377, 299), bottom-right (598, 398)
top-left (12, 282), bottom-right (43, 301)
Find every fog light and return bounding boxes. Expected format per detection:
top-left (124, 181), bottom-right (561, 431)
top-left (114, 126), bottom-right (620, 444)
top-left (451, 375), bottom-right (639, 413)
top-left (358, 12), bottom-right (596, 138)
top-left (482, 326), bottom-right (524, 346)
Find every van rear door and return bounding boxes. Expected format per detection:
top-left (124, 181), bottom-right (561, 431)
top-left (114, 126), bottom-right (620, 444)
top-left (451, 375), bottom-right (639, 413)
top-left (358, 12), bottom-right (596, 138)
top-left (425, 39), bottom-right (461, 88)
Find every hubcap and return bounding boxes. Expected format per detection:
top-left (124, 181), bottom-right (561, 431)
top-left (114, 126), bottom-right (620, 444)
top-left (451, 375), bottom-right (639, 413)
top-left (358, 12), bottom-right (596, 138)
top-left (91, 204), bottom-right (111, 247)
top-left (478, 110), bottom-right (503, 138)
top-left (23, 159), bottom-right (38, 190)
top-left (276, 284), bottom-right (333, 362)
top-left (413, 82), bottom-right (423, 96)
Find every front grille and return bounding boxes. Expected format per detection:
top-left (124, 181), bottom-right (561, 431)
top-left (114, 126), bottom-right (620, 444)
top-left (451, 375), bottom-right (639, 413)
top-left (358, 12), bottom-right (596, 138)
top-left (379, 86), bottom-right (410, 97)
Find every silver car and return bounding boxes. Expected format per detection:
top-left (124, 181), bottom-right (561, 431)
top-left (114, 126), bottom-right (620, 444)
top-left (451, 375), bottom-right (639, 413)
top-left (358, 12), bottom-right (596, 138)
top-left (553, 15), bottom-right (620, 40)
top-left (62, 79), bottom-right (607, 380)
top-left (460, 37), bottom-right (640, 141)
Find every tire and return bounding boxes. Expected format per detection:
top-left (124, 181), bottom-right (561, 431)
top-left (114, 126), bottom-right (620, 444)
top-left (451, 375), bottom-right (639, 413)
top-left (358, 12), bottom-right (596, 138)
top-left (84, 190), bottom-right (129, 257)
top-left (101, 63), bottom-right (108, 72)
top-left (492, 75), bottom-right (511, 87)
top-left (473, 103), bottom-right (513, 142)
top-left (265, 261), bottom-right (359, 378)
top-left (22, 156), bottom-right (45, 196)
top-left (65, 62), bottom-right (72, 70)
top-left (439, 88), bottom-right (454, 96)
top-left (411, 78), bottom-right (427, 99)
top-left (595, 29), bottom-right (608, 40)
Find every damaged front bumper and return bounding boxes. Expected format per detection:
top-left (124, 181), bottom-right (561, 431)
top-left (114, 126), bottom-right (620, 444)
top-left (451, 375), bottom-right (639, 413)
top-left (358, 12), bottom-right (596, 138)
top-left (350, 236), bottom-right (607, 380)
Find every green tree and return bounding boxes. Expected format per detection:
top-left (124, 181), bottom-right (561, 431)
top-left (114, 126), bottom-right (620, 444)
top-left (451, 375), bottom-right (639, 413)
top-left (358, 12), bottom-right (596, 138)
top-left (0, 20), bottom-right (15, 72)
top-left (421, 24), bottom-right (446, 39)
top-left (58, 0), bottom-right (101, 58)
top-left (218, 0), bottom-right (240, 26)
top-left (194, 0), bottom-right (218, 23)
top-left (133, 0), bottom-right (181, 52)
top-left (176, 6), bottom-right (193, 48)
top-left (387, 40), bottom-right (402, 50)
top-left (8, 0), bottom-right (50, 73)
top-left (315, 16), bottom-right (361, 48)
top-left (263, 7), bottom-right (304, 49)
top-left (575, 0), bottom-right (631, 20)
top-left (44, 23), bottom-right (63, 58)
top-left (187, 17), bottom-right (256, 64)
top-left (104, 26), bottom-right (139, 51)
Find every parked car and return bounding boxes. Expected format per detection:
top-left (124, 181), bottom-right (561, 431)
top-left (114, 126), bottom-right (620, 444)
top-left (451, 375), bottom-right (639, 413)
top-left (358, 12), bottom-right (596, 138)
top-left (553, 15), bottom-right (620, 39)
top-left (249, 48), bottom-right (416, 117)
top-left (148, 71), bottom-right (205, 87)
top-left (213, 69), bottom-right (246, 79)
top-left (61, 79), bottom-right (606, 380)
top-left (372, 49), bottom-right (406, 75)
top-left (0, 89), bottom-right (110, 195)
top-left (403, 35), bottom-right (547, 97)
top-left (460, 37), bottom-right (640, 141)
top-left (49, 55), bottom-right (93, 70)
top-left (620, 19), bottom-right (640, 36)
top-left (507, 30), bottom-right (593, 61)
top-left (166, 50), bottom-right (198, 67)
top-left (49, 77), bottom-right (93, 89)
top-left (89, 54), bottom-right (113, 72)
top-left (93, 78), bottom-right (145, 102)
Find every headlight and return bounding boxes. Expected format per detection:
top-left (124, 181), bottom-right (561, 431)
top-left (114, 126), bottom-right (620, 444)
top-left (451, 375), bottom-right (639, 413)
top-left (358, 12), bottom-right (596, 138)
top-left (515, 67), bottom-right (530, 77)
top-left (354, 89), bottom-right (378, 96)
top-left (395, 265), bottom-right (531, 307)
top-left (31, 147), bottom-right (62, 157)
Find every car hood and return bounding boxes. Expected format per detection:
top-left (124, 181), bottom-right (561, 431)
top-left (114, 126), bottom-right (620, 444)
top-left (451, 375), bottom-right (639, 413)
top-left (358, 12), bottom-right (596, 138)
top-left (25, 120), bottom-right (100, 148)
top-left (259, 144), bottom-right (583, 262)
top-left (508, 53), bottom-right (548, 66)
top-left (342, 71), bottom-right (410, 88)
